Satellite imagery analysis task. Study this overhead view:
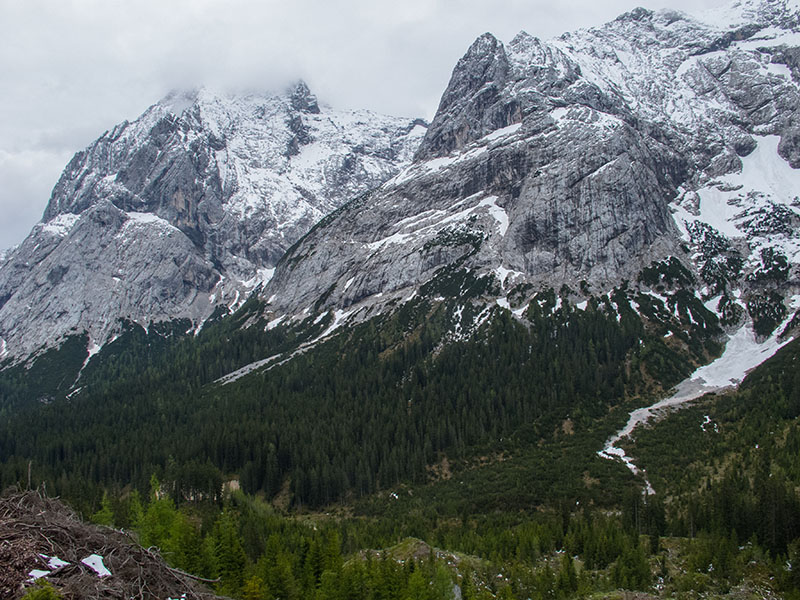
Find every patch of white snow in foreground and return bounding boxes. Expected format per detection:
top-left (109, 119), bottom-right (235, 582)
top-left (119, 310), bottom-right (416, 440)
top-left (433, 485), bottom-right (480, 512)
top-left (41, 555), bottom-right (69, 570)
top-left (599, 321), bottom-right (794, 494)
top-left (29, 555), bottom-right (71, 580)
top-left (81, 554), bottom-right (111, 577)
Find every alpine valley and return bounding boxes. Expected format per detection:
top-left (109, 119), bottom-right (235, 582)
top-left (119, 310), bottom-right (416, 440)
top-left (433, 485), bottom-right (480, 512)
top-left (2, 1), bottom-right (800, 599)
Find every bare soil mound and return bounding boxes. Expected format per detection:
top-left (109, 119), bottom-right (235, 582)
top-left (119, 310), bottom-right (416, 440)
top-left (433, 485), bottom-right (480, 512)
top-left (0, 487), bottom-right (223, 600)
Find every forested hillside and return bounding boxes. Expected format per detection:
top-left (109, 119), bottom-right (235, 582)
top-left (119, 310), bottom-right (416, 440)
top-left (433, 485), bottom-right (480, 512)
top-left (3, 281), bottom-right (798, 599)
top-left (4, 1), bottom-right (800, 597)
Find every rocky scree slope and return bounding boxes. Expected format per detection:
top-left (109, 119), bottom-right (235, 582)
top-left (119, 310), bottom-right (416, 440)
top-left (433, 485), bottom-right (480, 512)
top-left (265, 0), bottom-right (800, 345)
top-left (0, 83), bottom-right (425, 361)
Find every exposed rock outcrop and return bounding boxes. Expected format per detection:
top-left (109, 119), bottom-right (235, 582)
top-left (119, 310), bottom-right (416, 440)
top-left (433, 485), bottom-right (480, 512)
top-left (0, 83), bottom-right (425, 360)
top-left (264, 0), bottom-right (800, 337)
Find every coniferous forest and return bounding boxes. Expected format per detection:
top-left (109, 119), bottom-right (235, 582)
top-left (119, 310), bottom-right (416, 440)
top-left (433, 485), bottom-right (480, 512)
top-left (2, 286), bottom-right (800, 599)
top-left (8, 0), bottom-right (800, 596)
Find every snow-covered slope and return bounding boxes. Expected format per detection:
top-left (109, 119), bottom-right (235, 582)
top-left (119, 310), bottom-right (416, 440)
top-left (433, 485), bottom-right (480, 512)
top-left (0, 83), bottom-right (425, 361)
top-left (43, 82), bottom-right (426, 277)
top-left (4, 0), bottom-right (800, 377)
top-left (263, 0), bottom-right (800, 347)
top-left (601, 294), bottom-right (800, 494)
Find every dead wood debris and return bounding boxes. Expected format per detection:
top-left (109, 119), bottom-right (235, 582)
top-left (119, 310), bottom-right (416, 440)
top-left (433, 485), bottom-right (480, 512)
top-left (0, 486), bottom-right (225, 600)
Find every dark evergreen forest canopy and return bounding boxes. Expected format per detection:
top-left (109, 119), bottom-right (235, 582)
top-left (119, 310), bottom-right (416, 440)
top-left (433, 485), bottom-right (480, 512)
top-left (1, 283), bottom-right (799, 599)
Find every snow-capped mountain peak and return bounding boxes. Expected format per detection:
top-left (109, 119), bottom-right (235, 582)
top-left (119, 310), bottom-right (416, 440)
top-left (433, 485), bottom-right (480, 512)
top-left (263, 0), bottom-right (800, 349)
top-left (0, 83), bottom-right (426, 361)
top-left (3, 0), bottom-right (800, 373)
top-left (693, 0), bottom-right (800, 30)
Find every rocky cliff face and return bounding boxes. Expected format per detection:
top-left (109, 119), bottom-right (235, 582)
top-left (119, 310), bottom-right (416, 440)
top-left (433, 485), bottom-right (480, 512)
top-left (0, 83), bottom-right (425, 360)
top-left (4, 0), bottom-right (800, 368)
top-left (264, 0), bottom-right (800, 340)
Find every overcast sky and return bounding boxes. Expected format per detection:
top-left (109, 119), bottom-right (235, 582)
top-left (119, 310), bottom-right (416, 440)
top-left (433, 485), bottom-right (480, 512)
top-left (0, 0), bottom-right (728, 250)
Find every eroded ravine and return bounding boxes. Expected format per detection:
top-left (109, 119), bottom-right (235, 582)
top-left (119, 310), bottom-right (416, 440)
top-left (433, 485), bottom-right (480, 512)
top-left (598, 322), bottom-right (794, 494)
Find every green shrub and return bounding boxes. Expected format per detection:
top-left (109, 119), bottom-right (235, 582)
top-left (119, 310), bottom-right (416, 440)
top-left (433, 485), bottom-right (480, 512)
top-left (22, 581), bottom-right (63, 600)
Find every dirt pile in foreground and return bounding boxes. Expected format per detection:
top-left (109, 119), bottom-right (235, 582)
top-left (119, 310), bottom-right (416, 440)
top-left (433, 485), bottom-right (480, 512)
top-left (0, 487), bottom-right (223, 600)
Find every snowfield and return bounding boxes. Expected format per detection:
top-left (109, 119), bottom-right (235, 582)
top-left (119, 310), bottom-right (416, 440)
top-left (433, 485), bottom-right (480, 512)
top-left (599, 303), bottom-right (799, 493)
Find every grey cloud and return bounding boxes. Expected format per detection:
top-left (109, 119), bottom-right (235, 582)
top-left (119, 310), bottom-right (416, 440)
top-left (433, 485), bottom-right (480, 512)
top-left (0, 149), bottom-right (72, 247)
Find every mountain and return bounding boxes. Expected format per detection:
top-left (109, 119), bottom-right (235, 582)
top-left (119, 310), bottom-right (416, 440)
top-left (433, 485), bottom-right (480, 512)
top-left (0, 83), bottom-right (425, 361)
top-left (3, 3), bottom-right (800, 598)
top-left (263, 0), bottom-right (800, 348)
top-left (4, 1), bottom-right (800, 370)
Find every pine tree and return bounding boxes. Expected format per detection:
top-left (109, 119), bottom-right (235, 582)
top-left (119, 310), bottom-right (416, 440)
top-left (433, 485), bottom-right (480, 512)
top-left (242, 575), bottom-right (268, 600)
top-left (556, 553), bottom-right (577, 596)
top-left (431, 565), bottom-right (454, 600)
top-left (213, 509), bottom-right (248, 596)
top-left (404, 569), bottom-right (427, 600)
top-left (128, 490), bottom-right (144, 530)
top-left (90, 491), bottom-right (114, 526)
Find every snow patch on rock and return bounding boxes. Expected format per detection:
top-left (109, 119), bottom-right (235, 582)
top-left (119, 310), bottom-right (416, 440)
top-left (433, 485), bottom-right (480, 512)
top-left (41, 213), bottom-right (80, 237)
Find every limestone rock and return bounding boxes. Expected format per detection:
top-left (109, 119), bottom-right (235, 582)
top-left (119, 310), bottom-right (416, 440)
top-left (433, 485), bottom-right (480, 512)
top-left (0, 83), bottom-right (425, 359)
